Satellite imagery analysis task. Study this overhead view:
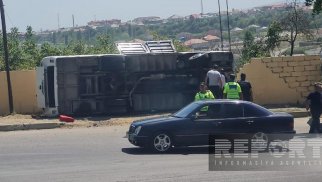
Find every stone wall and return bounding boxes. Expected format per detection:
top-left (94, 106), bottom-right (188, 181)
top-left (238, 55), bottom-right (321, 105)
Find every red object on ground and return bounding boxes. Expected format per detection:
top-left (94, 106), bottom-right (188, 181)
top-left (59, 115), bottom-right (75, 123)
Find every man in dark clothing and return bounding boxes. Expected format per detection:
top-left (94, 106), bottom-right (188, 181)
top-left (237, 73), bottom-right (253, 102)
top-left (306, 82), bottom-right (322, 133)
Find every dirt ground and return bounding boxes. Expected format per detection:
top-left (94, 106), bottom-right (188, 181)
top-left (63, 112), bottom-right (171, 128)
top-left (0, 107), bottom-right (308, 129)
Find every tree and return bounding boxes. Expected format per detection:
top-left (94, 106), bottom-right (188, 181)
top-left (76, 31), bottom-right (82, 41)
top-left (279, 2), bottom-right (312, 56)
top-left (266, 1), bottom-right (312, 56)
top-left (22, 26), bottom-right (40, 68)
top-left (40, 42), bottom-right (62, 59)
top-left (94, 33), bottom-right (117, 54)
top-left (0, 30), bottom-right (4, 69)
top-left (265, 21), bottom-right (283, 55)
top-left (306, 0), bottom-right (322, 14)
top-left (173, 39), bottom-right (191, 52)
top-left (52, 32), bottom-right (57, 44)
top-left (7, 27), bottom-right (24, 70)
top-left (243, 31), bottom-right (254, 48)
top-left (66, 41), bottom-right (87, 55)
top-left (239, 30), bottom-right (268, 68)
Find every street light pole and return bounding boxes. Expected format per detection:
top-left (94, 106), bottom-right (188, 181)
top-left (226, 0), bottom-right (231, 51)
top-left (217, 0), bottom-right (224, 51)
top-left (0, 0), bottom-right (14, 114)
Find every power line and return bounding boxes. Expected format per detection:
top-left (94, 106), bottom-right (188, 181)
top-left (4, 11), bottom-right (13, 29)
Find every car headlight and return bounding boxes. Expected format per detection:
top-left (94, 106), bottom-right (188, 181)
top-left (134, 126), bottom-right (142, 135)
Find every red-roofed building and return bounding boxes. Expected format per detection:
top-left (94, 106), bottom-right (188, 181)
top-left (184, 39), bottom-right (210, 50)
top-left (203, 35), bottom-right (220, 42)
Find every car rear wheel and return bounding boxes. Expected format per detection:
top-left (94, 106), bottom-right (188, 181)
top-left (151, 133), bottom-right (172, 153)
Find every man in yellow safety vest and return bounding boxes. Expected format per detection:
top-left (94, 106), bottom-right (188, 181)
top-left (195, 82), bottom-right (215, 112)
top-left (223, 74), bottom-right (243, 100)
top-left (195, 82), bottom-right (215, 101)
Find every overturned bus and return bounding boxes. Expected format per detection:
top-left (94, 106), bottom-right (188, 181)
top-left (36, 40), bottom-right (234, 116)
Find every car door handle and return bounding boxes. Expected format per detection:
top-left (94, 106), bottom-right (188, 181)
top-left (215, 122), bottom-right (222, 125)
top-left (246, 120), bottom-right (254, 124)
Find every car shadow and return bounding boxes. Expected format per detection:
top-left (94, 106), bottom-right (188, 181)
top-left (122, 146), bottom-right (210, 155)
top-left (121, 146), bottom-right (290, 155)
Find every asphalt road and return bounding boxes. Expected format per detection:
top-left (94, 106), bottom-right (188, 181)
top-left (0, 117), bottom-right (322, 182)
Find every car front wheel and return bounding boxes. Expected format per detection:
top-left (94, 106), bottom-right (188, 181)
top-left (151, 133), bottom-right (172, 153)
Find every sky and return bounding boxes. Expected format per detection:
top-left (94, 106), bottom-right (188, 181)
top-left (4, 0), bottom-right (288, 32)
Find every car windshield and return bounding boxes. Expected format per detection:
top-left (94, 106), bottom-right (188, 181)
top-left (172, 102), bottom-right (200, 118)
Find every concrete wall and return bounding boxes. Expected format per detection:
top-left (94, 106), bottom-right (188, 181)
top-left (238, 55), bottom-right (321, 105)
top-left (0, 70), bottom-right (40, 115)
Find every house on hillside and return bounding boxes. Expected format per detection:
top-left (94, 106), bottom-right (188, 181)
top-left (206, 29), bottom-right (220, 37)
top-left (201, 13), bottom-right (216, 18)
top-left (177, 32), bottom-right (194, 42)
top-left (184, 39), bottom-right (210, 50)
top-left (133, 16), bottom-right (163, 25)
top-left (185, 14), bottom-right (202, 20)
top-left (247, 24), bottom-right (260, 29)
top-left (72, 26), bottom-right (88, 32)
top-left (259, 27), bottom-right (268, 32)
top-left (167, 15), bottom-right (184, 22)
top-left (203, 35), bottom-right (220, 42)
top-left (231, 27), bottom-right (243, 33)
top-left (203, 35), bottom-right (220, 50)
top-left (87, 19), bottom-right (121, 28)
top-left (259, 3), bottom-right (290, 10)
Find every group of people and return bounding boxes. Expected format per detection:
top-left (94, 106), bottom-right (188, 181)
top-left (195, 64), bottom-right (322, 134)
top-left (195, 64), bottom-right (253, 102)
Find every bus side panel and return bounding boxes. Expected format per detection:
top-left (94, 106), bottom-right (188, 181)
top-left (56, 57), bottom-right (100, 115)
top-left (36, 67), bottom-right (46, 109)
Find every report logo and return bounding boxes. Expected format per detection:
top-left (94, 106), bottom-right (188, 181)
top-left (208, 134), bottom-right (322, 171)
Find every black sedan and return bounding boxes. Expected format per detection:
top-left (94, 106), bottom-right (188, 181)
top-left (127, 100), bottom-right (296, 152)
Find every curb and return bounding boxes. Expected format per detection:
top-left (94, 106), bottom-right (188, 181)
top-left (288, 111), bottom-right (309, 118)
top-left (0, 122), bottom-right (64, 132)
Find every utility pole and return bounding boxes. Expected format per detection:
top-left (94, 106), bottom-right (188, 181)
top-left (72, 14), bottom-right (75, 27)
top-left (0, 0), bottom-right (14, 114)
top-left (226, 0), bottom-right (231, 51)
top-left (201, 0), bottom-right (204, 15)
top-left (217, 0), bottom-right (224, 51)
top-left (57, 13), bottom-right (60, 29)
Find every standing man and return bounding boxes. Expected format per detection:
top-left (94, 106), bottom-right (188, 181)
top-left (237, 73), bottom-right (253, 102)
top-left (220, 68), bottom-right (226, 90)
top-left (205, 64), bottom-right (223, 99)
top-left (223, 74), bottom-right (243, 100)
top-left (306, 82), bottom-right (322, 133)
